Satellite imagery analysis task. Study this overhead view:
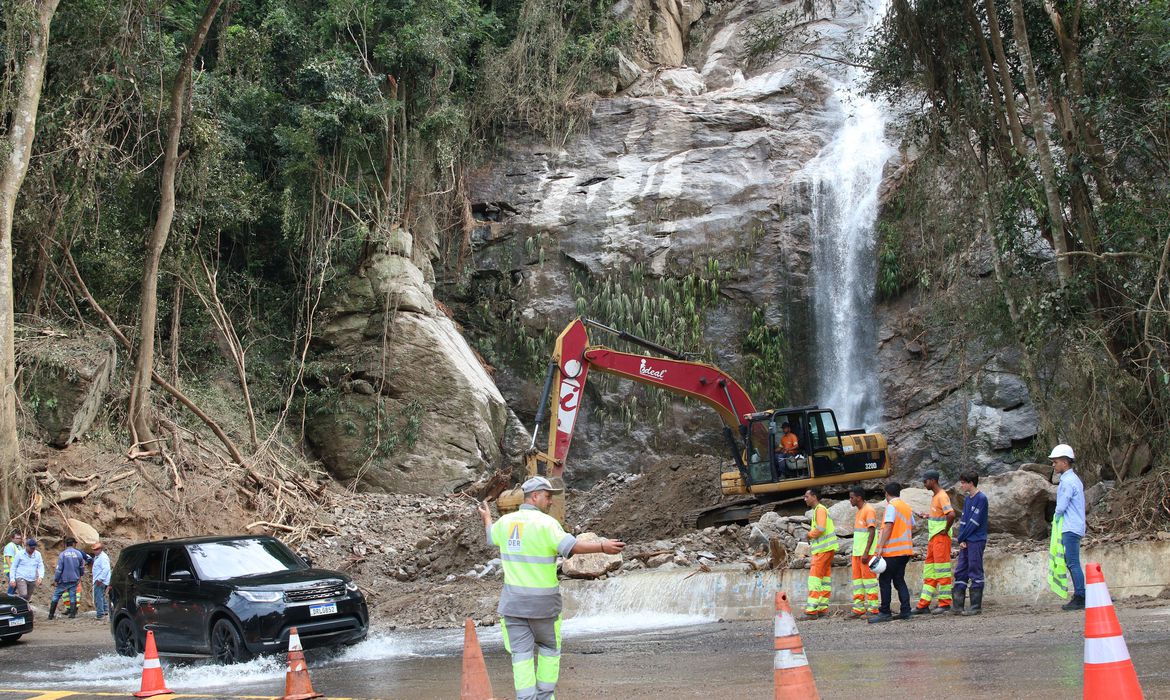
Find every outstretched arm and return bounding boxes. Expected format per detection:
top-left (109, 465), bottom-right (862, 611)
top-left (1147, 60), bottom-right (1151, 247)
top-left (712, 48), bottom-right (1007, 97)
top-left (571, 538), bottom-right (626, 555)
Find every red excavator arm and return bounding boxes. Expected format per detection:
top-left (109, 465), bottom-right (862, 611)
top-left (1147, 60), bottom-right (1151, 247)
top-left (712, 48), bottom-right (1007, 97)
top-left (526, 317), bottom-right (757, 480)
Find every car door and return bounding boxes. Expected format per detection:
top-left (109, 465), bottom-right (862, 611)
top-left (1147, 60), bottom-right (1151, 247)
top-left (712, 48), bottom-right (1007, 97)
top-left (154, 546), bottom-right (213, 653)
top-left (131, 548), bottom-right (165, 646)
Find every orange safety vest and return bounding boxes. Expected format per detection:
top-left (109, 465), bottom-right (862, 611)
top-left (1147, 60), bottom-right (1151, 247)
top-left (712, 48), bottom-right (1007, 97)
top-left (881, 498), bottom-right (915, 557)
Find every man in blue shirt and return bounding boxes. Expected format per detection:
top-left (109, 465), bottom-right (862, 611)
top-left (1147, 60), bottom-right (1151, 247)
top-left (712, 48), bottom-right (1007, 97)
top-left (8, 538), bottom-right (44, 601)
top-left (952, 471), bottom-right (989, 616)
top-left (91, 542), bottom-right (112, 621)
top-left (1051, 444), bottom-right (1086, 610)
top-left (50, 537), bottom-right (90, 620)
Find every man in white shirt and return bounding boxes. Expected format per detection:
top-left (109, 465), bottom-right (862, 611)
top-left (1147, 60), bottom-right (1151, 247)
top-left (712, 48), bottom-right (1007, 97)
top-left (8, 538), bottom-right (45, 601)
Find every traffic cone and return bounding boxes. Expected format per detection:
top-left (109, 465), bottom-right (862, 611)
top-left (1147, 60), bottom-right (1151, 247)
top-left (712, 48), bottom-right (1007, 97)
top-left (461, 618), bottom-right (496, 700)
top-left (281, 627), bottom-right (323, 700)
top-left (1083, 563), bottom-right (1144, 699)
top-left (774, 591), bottom-right (820, 700)
top-left (133, 630), bottom-right (172, 698)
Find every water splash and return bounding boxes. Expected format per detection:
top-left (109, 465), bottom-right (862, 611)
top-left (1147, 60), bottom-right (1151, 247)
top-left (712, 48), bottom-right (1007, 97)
top-left (805, 0), bottom-right (896, 431)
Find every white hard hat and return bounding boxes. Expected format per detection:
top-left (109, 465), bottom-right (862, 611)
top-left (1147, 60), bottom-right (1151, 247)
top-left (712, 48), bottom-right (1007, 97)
top-left (1047, 444), bottom-right (1075, 460)
top-left (868, 556), bottom-right (887, 574)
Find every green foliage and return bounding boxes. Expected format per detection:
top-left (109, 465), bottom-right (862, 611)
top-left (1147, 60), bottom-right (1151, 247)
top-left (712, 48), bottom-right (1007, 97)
top-left (741, 306), bottom-right (787, 408)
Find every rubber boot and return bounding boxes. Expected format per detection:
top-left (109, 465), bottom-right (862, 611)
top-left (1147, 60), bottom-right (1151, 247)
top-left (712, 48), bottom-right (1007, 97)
top-left (963, 588), bottom-right (982, 616)
top-left (48, 601), bottom-right (58, 620)
top-left (951, 588), bottom-right (966, 615)
top-left (1061, 594), bottom-right (1085, 611)
top-left (67, 599), bottom-right (78, 618)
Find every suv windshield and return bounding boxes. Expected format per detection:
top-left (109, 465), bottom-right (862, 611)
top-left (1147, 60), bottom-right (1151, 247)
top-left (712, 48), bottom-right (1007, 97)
top-left (186, 538), bottom-right (308, 580)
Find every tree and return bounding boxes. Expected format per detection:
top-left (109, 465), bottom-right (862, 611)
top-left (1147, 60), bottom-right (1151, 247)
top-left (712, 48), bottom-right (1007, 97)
top-left (0, 0), bottom-right (61, 524)
top-left (127, 0), bottom-right (224, 450)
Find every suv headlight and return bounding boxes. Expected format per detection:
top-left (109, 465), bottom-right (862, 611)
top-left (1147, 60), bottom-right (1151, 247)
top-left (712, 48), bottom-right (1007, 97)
top-left (238, 590), bottom-right (283, 603)
top-left (345, 581), bottom-right (360, 594)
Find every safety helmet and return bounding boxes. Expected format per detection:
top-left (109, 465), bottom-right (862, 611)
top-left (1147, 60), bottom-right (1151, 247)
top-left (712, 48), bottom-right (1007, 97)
top-left (1047, 444), bottom-right (1075, 461)
top-left (867, 555), bottom-right (887, 574)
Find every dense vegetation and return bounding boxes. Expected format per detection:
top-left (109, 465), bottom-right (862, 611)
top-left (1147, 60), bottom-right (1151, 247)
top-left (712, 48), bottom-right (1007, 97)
top-left (0, 0), bottom-right (624, 521)
top-left (866, 0), bottom-right (1170, 473)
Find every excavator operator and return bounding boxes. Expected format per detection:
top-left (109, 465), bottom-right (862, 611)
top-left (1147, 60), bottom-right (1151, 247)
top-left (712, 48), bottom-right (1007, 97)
top-left (774, 421), bottom-right (801, 477)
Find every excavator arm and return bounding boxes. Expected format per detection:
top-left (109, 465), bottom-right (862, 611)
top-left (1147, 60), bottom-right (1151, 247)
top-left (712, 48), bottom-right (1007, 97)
top-left (499, 318), bottom-right (757, 518)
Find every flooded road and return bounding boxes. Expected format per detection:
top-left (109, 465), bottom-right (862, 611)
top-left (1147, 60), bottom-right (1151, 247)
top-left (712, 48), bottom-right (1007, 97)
top-left (3, 604), bottom-right (1169, 698)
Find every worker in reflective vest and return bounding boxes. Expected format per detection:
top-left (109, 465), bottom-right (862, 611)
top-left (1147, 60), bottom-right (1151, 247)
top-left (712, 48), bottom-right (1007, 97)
top-left (914, 470), bottom-right (956, 614)
top-left (802, 488), bottom-right (836, 619)
top-left (479, 476), bottom-right (626, 700)
top-left (848, 485), bottom-right (879, 618)
top-left (868, 481), bottom-right (916, 624)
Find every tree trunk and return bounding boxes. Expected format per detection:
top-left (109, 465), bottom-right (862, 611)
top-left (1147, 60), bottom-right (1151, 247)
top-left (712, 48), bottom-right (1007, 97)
top-left (1009, 0), bottom-right (1071, 285)
top-left (127, 0), bottom-right (225, 447)
top-left (982, 0), bottom-right (1027, 159)
top-left (0, 0), bottom-right (61, 525)
top-left (965, 1), bottom-right (1012, 168)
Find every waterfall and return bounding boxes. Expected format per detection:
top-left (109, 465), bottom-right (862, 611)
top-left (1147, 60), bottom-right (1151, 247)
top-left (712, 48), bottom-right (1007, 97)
top-left (804, 1), bottom-right (895, 431)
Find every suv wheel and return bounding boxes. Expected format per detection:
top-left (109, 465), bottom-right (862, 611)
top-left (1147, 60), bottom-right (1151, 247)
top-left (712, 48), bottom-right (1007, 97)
top-left (114, 618), bottom-right (139, 657)
top-left (210, 619), bottom-right (251, 665)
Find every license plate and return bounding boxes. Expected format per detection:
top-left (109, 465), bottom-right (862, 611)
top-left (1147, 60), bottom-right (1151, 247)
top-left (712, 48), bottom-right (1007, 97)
top-left (8, 617), bottom-right (24, 626)
top-left (309, 603), bottom-right (337, 617)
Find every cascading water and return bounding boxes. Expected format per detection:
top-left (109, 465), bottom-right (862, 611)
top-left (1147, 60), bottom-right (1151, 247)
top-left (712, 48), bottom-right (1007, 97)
top-left (805, 0), bottom-right (896, 431)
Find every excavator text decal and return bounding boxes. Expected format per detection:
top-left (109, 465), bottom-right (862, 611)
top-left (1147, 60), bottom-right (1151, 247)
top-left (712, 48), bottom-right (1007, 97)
top-left (638, 359), bottom-right (668, 381)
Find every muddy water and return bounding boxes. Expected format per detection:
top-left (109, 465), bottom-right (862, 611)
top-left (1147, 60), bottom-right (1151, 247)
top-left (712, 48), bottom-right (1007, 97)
top-left (4, 606), bottom-right (1170, 698)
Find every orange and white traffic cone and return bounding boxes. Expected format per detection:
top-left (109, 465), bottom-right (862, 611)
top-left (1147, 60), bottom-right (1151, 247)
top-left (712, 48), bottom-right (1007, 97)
top-left (774, 591), bottom-right (820, 700)
top-left (1083, 562), bottom-right (1144, 700)
top-left (461, 618), bottom-right (496, 700)
top-left (133, 630), bottom-right (172, 698)
top-left (281, 627), bottom-right (323, 700)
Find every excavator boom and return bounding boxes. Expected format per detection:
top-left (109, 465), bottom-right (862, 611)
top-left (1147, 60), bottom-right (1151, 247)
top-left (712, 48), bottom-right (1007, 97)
top-left (498, 317), bottom-right (891, 524)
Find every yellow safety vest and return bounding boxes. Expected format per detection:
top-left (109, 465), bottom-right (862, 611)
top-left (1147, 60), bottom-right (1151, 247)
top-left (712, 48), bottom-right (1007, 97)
top-left (809, 504), bottom-right (837, 555)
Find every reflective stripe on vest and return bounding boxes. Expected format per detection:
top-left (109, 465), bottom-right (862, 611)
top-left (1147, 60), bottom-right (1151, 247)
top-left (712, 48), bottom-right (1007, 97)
top-left (883, 500), bottom-right (915, 557)
top-left (493, 510), bottom-right (562, 592)
top-left (809, 504), bottom-right (837, 555)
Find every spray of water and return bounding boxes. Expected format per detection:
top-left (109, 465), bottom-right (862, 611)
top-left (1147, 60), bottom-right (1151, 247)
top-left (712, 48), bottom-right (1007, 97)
top-left (806, 1), bottom-right (895, 431)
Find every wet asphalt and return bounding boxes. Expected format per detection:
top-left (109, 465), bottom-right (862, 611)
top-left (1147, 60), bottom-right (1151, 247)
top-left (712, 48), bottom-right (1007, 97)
top-left (2, 602), bottom-right (1169, 698)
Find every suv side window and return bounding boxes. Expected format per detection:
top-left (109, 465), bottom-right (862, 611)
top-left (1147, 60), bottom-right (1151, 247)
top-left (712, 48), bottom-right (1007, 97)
top-left (164, 547), bottom-right (196, 581)
top-left (137, 549), bottom-right (164, 581)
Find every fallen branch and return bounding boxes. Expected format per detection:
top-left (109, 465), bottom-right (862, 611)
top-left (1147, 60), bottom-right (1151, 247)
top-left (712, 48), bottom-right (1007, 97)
top-left (246, 520), bottom-right (298, 532)
top-left (61, 471), bottom-right (100, 483)
top-left (56, 483), bottom-right (101, 504)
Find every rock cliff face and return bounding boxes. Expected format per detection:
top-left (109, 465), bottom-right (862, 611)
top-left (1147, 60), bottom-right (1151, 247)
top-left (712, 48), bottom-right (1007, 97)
top-left (455, 0), bottom-right (881, 485)
top-left (304, 231), bottom-right (511, 495)
top-left (441, 0), bottom-right (1040, 486)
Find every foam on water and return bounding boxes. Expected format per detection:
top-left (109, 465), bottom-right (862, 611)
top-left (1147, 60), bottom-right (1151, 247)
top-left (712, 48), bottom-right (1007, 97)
top-left (9, 653), bottom-right (286, 691)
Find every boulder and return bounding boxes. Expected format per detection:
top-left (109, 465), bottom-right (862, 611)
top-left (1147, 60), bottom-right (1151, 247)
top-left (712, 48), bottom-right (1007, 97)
top-left (17, 332), bottom-right (116, 447)
top-left (827, 499), bottom-right (857, 529)
top-left (1017, 463), bottom-right (1054, 480)
top-left (305, 238), bottom-right (509, 494)
top-left (954, 471), bottom-right (1056, 539)
top-left (561, 533), bottom-right (623, 579)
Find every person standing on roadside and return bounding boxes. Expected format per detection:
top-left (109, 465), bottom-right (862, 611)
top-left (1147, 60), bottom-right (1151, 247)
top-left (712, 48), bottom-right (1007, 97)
top-left (1049, 444), bottom-right (1087, 611)
top-left (801, 488), bottom-right (836, 620)
top-left (478, 476), bottom-right (626, 700)
top-left (848, 485), bottom-right (879, 619)
top-left (8, 538), bottom-right (44, 602)
top-left (3, 533), bottom-right (22, 595)
top-left (49, 537), bottom-right (89, 619)
top-left (952, 471), bottom-right (989, 615)
top-left (91, 542), bottom-right (111, 621)
top-left (913, 470), bottom-right (956, 615)
top-left (869, 482), bottom-right (916, 624)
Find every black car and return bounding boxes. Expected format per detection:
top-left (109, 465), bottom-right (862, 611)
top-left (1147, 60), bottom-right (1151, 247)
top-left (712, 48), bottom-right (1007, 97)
top-left (0, 594), bottom-right (33, 643)
top-left (109, 535), bottom-right (367, 663)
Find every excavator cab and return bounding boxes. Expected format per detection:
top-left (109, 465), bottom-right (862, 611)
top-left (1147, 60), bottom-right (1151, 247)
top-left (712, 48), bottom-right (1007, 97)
top-left (728, 406), bottom-right (888, 495)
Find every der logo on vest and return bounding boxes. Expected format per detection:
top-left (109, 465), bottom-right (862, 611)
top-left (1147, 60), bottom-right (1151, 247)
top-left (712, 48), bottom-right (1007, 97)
top-left (507, 523), bottom-right (523, 552)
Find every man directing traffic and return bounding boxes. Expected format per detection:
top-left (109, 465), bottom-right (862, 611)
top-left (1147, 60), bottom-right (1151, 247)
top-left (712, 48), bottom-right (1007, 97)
top-left (479, 476), bottom-right (626, 700)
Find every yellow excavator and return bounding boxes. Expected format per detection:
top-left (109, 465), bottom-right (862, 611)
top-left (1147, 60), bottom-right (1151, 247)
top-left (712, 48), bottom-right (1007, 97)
top-left (497, 318), bottom-right (892, 525)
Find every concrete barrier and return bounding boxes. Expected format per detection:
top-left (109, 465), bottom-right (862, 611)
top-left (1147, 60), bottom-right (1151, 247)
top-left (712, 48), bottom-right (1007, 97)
top-left (562, 540), bottom-right (1170, 621)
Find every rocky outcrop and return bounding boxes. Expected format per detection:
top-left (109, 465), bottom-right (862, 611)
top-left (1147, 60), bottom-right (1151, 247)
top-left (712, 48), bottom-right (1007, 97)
top-left (616, 0), bottom-right (707, 67)
top-left (304, 234), bottom-right (510, 495)
top-left (457, 0), bottom-right (877, 485)
top-left (16, 332), bottom-right (116, 447)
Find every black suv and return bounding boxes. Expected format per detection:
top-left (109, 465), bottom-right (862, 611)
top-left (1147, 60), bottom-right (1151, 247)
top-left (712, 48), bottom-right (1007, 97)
top-left (109, 535), bottom-right (367, 663)
top-left (0, 593), bottom-right (33, 643)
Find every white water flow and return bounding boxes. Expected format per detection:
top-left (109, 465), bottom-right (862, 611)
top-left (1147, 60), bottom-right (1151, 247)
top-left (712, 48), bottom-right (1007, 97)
top-left (805, 1), bottom-right (895, 431)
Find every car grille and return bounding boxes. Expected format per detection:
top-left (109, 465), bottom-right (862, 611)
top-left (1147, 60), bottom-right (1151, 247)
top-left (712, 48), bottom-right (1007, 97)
top-left (284, 582), bottom-right (345, 603)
